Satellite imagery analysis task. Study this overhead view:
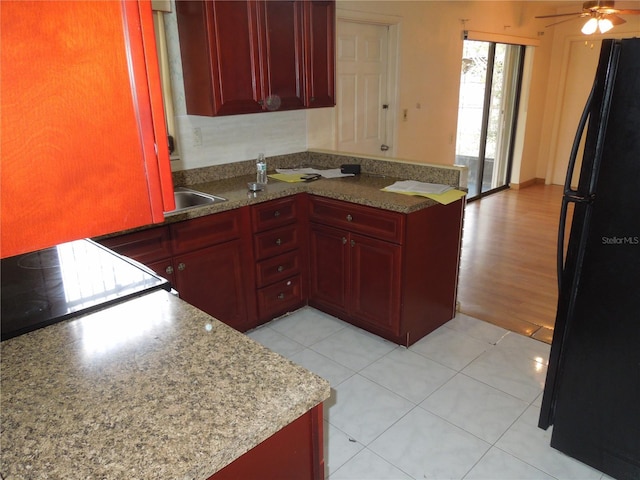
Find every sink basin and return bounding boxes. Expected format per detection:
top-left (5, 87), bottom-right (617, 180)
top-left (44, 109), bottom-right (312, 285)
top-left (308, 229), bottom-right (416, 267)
top-left (165, 188), bottom-right (227, 216)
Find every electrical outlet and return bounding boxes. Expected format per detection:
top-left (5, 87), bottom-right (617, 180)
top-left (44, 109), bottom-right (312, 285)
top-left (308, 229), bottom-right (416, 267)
top-left (193, 127), bottom-right (202, 147)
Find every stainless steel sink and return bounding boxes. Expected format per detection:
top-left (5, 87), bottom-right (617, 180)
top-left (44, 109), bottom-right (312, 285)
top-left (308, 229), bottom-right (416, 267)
top-left (165, 187), bottom-right (227, 216)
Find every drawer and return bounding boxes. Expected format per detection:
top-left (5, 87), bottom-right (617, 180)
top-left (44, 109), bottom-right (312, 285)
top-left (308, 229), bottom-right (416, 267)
top-left (255, 250), bottom-right (301, 288)
top-left (309, 196), bottom-right (404, 244)
top-left (251, 196), bottom-right (298, 232)
top-left (254, 224), bottom-right (300, 260)
top-left (99, 226), bottom-right (171, 264)
top-left (170, 208), bottom-right (244, 255)
top-left (257, 275), bottom-right (304, 320)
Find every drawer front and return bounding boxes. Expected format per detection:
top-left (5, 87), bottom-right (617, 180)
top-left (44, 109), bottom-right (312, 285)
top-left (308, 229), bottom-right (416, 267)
top-left (99, 226), bottom-right (171, 264)
top-left (171, 208), bottom-right (243, 255)
top-left (309, 196), bottom-right (404, 244)
top-left (256, 249), bottom-right (301, 288)
top-left (257, 275), bottom-right (304, 320)
top-left (254, 224), bottom-right (300, 260)
top-left (251, 196), bottom-right (298, 232)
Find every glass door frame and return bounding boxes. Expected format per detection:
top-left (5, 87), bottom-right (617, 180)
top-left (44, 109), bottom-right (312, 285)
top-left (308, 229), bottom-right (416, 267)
top-left (457, 40), bottom-right (526, 201)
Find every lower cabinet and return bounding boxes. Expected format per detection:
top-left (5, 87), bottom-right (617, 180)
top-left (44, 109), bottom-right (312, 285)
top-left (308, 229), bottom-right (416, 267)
top-left (100, 192), bottom-right (464, 345)
top-left (99, 208), bottom-right (257, 332)
top-left (209, 404), bottom-right (324, 480)
top-left (251, 195), bottom-right (308, 324)
top-left (309, 195), bottom-right (464, 346)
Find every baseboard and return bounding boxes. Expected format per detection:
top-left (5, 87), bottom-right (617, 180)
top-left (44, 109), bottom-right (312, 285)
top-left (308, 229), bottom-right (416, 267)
top-left (511, 178), bottom-right (545, 190)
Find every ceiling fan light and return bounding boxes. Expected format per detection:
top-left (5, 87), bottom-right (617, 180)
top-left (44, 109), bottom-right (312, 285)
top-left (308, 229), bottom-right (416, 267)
top-left (598, 18), bottom-right (614, 32)
top-left (581, 17), bottom-right (598, 34)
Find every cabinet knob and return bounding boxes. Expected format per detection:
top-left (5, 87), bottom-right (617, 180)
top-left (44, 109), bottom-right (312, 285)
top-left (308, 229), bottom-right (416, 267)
top-left (277, 293), bottom-right (285, 300)
top-left (350, 239), bottom-right (355, 247)
top-left (165, 265), bottom-right (174, 275)
top-left (273, 210), bottom-right (280, 217)
top-left (341, 237), bottom-right (347, 245)
top-left (277, 265), bottom-right (284, 272)
top-left (258, 99), bottom-right (264, 106)
top-left (275, 238), bottom-right (282, 245)
top-left (310, 96), bottom-right (315, 102)
top-left (178, 262), bottom-right (186, 271)
top-left (346, 214), bottom-right (353, 222)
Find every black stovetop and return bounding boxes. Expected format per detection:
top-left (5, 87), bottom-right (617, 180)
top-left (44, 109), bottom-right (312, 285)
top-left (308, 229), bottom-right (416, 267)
top-left (1, 239), bottom-right (170, 341)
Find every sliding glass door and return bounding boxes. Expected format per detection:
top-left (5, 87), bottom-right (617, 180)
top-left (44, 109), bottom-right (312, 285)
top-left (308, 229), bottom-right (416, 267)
top-left (455, 40), bottom-right (525, 199)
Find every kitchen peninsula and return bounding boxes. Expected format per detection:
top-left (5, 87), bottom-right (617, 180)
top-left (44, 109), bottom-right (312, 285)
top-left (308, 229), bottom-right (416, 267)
top-left (0, 290), bottom-right (330, 479)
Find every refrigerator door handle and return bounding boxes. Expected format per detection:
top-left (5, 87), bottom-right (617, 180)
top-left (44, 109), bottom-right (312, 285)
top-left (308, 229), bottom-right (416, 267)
top-left (557, 84), bottom-right (596, 290)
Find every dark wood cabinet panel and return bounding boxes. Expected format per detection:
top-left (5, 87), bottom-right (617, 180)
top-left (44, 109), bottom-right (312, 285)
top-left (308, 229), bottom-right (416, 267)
top-left (308, 223), bottom-right (349, 316)
top-left (170, 209), bottom-right (242, 255)
top-left (309, 196), bottom-right (404, 243)
top-left (210, 405), bottom-right (324, 480)
top-left (175, 0), bottom-right (334, 116)
top-left (256, 249), bottom-right (302, 288)
top-left (262, 0), bottom-right (305, 110)
top-left (251, 195), bottom-right (299, 231)
top-left (303, 0), bottom-right (335, 107)
top-left (254, 224), bottom-right (301, 260)
top-left (174, 240), bottom-right (251, 331)
top-left (257, 275), bottom-right (305, 320)
top-left (175, 0), bottom-right (263, 116)
top-left (350, 233), bottom-right (402, 335)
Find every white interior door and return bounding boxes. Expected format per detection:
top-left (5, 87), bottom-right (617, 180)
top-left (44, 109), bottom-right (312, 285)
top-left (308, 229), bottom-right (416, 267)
top-left (550, 40), bottom-right (602, 186)
top-left (336, 20), bottom-right (389, 156)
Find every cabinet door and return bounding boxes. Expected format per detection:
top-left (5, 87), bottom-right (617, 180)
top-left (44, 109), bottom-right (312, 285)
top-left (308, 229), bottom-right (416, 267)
top-left (0, 0), bottom-right (174, 258)
top-left (303, 0), bottom-right (335, 107)
top-left (176, 0), bottom-right (264, 116)
top-left (173, 241), bottom-right (250, 331)
top-left (349, 233), bottom-right (402, 336)
top-left (308, 223), bottom-right (348, 315)
top-left (261, 0), bottom-right (305, 111)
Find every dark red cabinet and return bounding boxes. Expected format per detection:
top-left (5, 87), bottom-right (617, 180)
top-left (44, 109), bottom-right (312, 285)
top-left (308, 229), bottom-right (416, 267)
top-left (175, 0), bottom-right (334, 116)
top-left (100, 208), bottom-right (257, 332)
top-left (309, 195), bottom-right (464, 346)
top-left (251, 195), bottom-right (308, 323)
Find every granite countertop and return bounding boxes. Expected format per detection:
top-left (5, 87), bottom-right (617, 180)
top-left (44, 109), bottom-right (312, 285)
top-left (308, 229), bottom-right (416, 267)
top-left (0, 290), bottom-right (330, 480)
top-left (163, 172), bottom-right (447, 225)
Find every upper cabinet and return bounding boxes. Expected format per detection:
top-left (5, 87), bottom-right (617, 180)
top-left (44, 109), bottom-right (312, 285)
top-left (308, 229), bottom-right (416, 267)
top-left (175, 0), bottom-right (335, 116)
top-left (0, 0), bottom-right (175, 259)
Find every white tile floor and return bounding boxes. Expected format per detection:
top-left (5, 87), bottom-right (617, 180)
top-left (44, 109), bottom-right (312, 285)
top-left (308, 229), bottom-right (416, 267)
top-left (246, 307), bottom-right (611, 480)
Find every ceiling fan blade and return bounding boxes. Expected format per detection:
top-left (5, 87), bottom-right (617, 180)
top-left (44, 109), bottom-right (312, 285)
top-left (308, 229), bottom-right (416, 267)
top-left (545, 16), bottom-right (584, 27)
top-left (607, 14), bottom-right (627, 25)
top-left (535, 11), bottom-right (584, 19)
top-left (613, 9), bottom-right (640, 14)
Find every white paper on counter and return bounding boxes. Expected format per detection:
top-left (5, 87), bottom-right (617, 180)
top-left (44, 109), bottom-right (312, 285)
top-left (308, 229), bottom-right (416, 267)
top-left (276, 168), bottom-right (354, 178)
top-left (383, 180), bottom-right (453, 195)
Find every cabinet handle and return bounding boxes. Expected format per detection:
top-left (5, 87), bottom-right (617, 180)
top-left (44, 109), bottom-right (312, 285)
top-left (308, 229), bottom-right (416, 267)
top-left (178, 262), bottom-right (186, 271)
top-left (273, 210), bottom-right (280, 217)
top-left (350, 239), bottom-right (355, 247)
top-left (277, 265), bottom-right (284, 272)
top-left (346, 214), bottom-right (353, 222)
top-left (277, 293), bottom-right (285, 300)
top-left (341, 237), bottom-right (347, 245)
top-left (275, 238), bottom-right (282, 246)
top-left (165, 265), bottom-right (174, 275)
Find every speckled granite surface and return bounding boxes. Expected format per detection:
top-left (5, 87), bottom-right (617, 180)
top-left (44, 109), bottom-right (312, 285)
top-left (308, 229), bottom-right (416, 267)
top-left (0, 290), bottom-right (330, 480)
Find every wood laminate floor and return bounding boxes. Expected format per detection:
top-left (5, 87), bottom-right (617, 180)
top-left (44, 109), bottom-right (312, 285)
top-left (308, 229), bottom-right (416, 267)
top-left (457, 184), bottom-right (565, 344)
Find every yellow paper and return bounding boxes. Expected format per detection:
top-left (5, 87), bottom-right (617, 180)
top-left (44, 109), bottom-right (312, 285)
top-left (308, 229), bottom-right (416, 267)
top-left (382, 187), bottom-right (467, 205)
top-left (268, 173), bottom-right (306, 183)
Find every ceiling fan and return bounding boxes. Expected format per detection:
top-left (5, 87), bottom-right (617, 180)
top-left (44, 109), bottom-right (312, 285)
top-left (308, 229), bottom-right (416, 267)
top-left (536, 1), bottom-right (640, 34)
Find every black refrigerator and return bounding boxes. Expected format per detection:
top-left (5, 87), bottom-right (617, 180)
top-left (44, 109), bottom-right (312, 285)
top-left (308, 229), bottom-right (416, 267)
top-left (538, 38), bottom-right (640, 480)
